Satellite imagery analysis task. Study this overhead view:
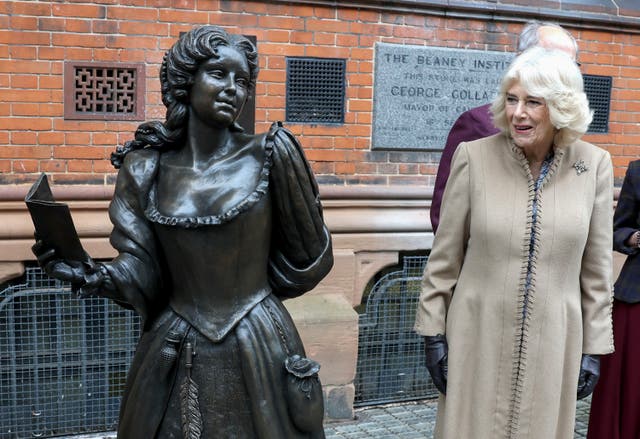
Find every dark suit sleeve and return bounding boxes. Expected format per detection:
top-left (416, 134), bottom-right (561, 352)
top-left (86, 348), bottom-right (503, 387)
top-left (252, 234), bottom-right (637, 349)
top-left (613, 160), bottom-right (640, 255)
top-left (430, 104), bottom-right (498, 233)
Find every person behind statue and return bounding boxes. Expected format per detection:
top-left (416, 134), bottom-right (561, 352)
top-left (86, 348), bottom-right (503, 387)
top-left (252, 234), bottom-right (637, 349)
top-left (31, 26), bottom-right (333, 439)
top-left (430, 20), bottom-right (579, 233)
top-left (414, 47), bottom-right (613, 438)
top-left (587, 159), bottom-right (640, 439)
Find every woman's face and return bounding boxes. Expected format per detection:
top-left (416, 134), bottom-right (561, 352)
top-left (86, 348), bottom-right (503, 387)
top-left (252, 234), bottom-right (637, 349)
top-left (505, 82), bottom-right (555, 151)
top-left (190, 45), bottom-right (251, 128)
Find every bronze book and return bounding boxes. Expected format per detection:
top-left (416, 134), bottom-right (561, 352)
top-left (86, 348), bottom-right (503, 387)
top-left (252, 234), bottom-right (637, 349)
top-left (25, 173), bottom-right (90, 265)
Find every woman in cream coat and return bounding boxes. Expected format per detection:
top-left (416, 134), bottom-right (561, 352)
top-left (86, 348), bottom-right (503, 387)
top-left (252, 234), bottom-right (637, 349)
top-left (415, 47), bottom-right (614, 439)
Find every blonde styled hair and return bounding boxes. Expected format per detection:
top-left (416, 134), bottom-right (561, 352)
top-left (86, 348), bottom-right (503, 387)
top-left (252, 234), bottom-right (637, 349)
top-left (491, 46), bottom-right (592, 148)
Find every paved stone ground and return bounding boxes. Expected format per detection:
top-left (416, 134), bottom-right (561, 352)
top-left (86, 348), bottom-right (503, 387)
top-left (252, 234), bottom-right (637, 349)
top-left (65, 395), bottom-right (592, 439)
top-left (324, 396), bottom-right (592, 438)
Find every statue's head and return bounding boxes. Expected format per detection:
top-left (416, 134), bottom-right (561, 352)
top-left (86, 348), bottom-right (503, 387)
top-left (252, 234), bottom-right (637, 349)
top-left (112, 26), bottom-right (260, 168)
top-left (160, 26), bottom-right (259, 113)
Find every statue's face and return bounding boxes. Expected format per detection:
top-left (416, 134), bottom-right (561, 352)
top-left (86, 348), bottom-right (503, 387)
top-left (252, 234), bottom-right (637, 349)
top-left (190, 45), bottom-right (251, 128)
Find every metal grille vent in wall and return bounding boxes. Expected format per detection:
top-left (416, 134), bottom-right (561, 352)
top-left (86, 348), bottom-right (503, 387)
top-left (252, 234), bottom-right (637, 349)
top-left (584, 74), bottom-right (612, 134)
top-left (64, 62), bottom-right (145, 121)
top-left (286, 57), bottom-right (346, 124)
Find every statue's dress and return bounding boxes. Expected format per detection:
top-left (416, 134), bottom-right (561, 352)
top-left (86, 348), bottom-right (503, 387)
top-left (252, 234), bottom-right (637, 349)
top-left (100, 126), bottom-right (332, 438)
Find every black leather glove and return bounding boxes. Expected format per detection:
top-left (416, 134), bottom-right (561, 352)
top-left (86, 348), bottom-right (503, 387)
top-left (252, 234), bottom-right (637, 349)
top-left (424, 334), bottom-right (448, 395)
top-left (577, 354), bottom-right (600, 400)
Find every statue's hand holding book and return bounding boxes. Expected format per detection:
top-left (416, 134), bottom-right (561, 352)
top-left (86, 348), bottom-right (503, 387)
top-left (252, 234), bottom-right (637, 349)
top-left (26, 173), bottom-right (97, 295)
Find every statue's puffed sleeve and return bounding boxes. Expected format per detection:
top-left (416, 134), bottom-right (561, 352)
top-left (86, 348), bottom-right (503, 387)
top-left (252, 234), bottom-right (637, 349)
top-left (267, 123), bottom-right (333, 298)
top-left (101, 149), bottom-right (167, 327)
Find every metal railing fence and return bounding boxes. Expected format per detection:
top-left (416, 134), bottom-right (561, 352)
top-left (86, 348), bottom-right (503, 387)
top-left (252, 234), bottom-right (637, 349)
top-left (354, 254), bottom-right (438, 407)
top-left (0, 267), bottom-right (140, 439)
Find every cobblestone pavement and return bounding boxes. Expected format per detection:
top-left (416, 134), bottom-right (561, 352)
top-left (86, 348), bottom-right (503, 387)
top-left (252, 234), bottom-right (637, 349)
top-left (67, 395), bottom-right (592, 439)
top-left (324, 396), bottom-right (592, 438)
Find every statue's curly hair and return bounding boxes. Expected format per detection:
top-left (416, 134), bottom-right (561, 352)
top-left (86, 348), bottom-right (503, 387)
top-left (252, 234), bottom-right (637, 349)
top-left (111, 26), bottom-right (259, 169)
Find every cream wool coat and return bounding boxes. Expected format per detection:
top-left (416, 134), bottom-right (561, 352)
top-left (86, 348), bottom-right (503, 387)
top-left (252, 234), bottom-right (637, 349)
top-left (415, 133), bottom-right (614, 439)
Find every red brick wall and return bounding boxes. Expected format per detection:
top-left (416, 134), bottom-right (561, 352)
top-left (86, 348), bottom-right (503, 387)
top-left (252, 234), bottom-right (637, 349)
top-left (1, 0), bottom-right (639, 186)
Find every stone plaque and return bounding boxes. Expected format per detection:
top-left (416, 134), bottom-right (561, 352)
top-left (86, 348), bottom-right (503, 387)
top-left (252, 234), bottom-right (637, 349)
top-left (372, 42), bottom-right (514, 150)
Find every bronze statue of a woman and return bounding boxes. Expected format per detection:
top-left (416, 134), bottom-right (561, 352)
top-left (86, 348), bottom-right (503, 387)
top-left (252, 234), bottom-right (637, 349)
top-left (32, 26), bottom-right (333, 438)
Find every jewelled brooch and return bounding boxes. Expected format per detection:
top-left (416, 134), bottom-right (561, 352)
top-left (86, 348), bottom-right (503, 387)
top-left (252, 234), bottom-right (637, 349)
top-left (573, 159), bottom-right (588, 175)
